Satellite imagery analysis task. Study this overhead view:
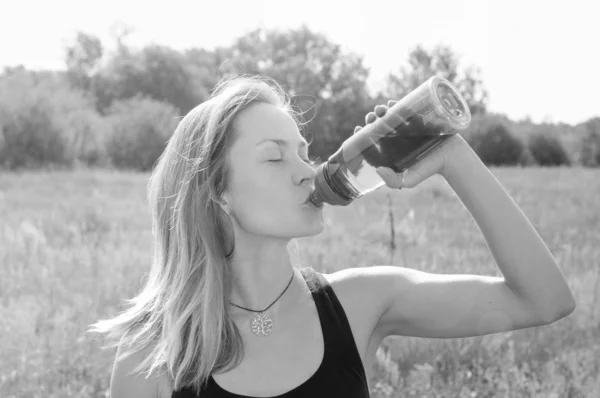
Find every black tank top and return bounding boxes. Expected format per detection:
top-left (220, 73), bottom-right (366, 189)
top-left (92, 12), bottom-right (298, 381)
top-left (172, 266), bottom-right (371, 397)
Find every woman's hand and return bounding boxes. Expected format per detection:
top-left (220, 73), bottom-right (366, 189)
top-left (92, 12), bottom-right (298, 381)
top-left (355, 101), bottom-right (472, 189)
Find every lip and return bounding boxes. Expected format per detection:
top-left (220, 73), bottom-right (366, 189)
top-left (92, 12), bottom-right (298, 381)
top-left (303, 195), bottom-right (324, 209)
top-left (303, 193), bottom-right (315, 205)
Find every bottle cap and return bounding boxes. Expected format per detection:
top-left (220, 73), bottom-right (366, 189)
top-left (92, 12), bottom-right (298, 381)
top-left (430, 76), bottom-right (471, 131)
top-left (311, 162), bottom-right (353, 207)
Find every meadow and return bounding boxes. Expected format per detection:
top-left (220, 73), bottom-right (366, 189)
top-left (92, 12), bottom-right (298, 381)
top-left (0, 167), bottom-right (598, 397)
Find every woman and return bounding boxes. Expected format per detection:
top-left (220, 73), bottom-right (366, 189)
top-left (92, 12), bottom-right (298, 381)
top-left (90, 74), bottom-right (576, 397)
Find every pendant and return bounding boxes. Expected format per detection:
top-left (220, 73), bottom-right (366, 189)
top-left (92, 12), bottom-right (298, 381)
top-left (250, 312), bottom-right (273, 336)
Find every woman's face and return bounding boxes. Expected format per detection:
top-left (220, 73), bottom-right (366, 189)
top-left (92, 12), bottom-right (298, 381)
top-left (223, 102), bottom-right (324, 239)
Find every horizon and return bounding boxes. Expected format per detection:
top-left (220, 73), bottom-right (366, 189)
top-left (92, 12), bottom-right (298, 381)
top-left (1, 0), bottom-right (597, 125)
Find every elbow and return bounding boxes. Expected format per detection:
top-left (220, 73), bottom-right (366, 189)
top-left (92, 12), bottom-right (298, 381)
top-left (560, 296), bottom-right (577, 318)
top-left (558, 288), bottom-right (577, 318)
top-left (540, 279), bottom-right (578, 323)
top-left (541, 297), bottom-right (576, 324)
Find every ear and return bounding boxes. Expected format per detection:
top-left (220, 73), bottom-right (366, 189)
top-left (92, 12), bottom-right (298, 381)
top-left (216, 192), bottom-right (231, 215)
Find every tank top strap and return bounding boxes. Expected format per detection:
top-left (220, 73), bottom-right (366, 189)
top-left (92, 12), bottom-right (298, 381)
top-left (299, 267), bottom-right (365, 367)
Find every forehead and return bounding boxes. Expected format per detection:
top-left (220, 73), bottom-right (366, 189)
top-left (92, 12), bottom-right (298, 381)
top-left (233, 102), bottom-right (305, 145)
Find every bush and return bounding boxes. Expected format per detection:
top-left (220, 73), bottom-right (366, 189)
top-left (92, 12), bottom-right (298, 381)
top-left (0, 99), bottom-right (70, 170)
top-left (104, 96), bottom-right (180, 171)
top-left (0, 69), bottom-right (110, 170)
top-left (62, 107), bottom-right (112, 167)
top-left (464, 115), bottom-right (524, 166)
top-left (579, 118), bottom-right (600, 167)
top-left (528, 132), bottom-right (571, 166)
top-left (581, 131), bottom-right (600, 167)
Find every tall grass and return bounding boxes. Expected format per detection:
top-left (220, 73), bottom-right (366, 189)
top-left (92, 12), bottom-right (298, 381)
top-left (0, 166), bottom-right (598, 397)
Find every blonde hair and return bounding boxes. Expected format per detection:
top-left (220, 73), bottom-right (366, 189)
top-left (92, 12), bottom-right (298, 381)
top-left (88, 74), bottom-right (309, 394)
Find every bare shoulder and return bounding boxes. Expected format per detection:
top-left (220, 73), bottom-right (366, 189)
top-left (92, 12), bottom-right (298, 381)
top-left (324, 266), bottom-right (391, 314)
top-left (320, 267), bottom-right (391, 341)
top-left (110, 335), bottom-right (173, 398)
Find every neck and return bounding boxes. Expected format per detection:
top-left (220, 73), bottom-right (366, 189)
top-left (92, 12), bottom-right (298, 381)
top-left (226, 246), bottom-right (299, 316)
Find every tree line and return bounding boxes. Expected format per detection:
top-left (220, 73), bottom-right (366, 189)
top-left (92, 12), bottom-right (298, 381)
top-left (1, 24), bottom-right (598, 171)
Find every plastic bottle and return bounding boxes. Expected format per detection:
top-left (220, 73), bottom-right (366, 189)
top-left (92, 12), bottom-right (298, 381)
top-left (308, 76), bottom-right (471, 208)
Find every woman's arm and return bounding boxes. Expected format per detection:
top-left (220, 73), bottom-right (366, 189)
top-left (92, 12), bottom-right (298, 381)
top-left (440, 136), bottom-right (575, 317)
top-left (354, 107), bottom-right (576, 339)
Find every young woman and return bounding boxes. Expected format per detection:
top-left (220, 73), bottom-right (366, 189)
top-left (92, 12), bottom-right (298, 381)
top-left (90, 75), bottom-right (575, 398)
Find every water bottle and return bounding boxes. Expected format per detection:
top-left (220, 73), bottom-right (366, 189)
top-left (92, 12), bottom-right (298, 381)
top-left (308, 76), bottom-right (471, 208)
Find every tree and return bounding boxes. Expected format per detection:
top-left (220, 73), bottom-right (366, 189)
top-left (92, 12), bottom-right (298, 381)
top-left (183, 48), bottom-right (221, 101)
top-left (578, 117), bottom-right (600, 166)
top-left (104, 96), bottom-right (179, 171)
top-left (528, 133), bottom-right (571, 166)
top-left (64, 32), bottom-right (103, 92)
top-left (215, 25), bottom-right (374, 158)
top-left (93, 44), bottom-right (205, 114)
top-left (471, 119), bottom-right (524, 165)
top-left (381, 44), bottom-right (488, 115)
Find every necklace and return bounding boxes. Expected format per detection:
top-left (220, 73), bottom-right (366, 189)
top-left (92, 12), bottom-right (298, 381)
top-left (229, 270), bottom-right (295, 337)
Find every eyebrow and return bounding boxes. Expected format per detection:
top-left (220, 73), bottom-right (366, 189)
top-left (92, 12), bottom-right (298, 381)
top-left (256, 138), bottom-right (309, 149)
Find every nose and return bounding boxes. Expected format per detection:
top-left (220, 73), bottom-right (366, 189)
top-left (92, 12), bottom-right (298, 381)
top-left (295, 159), bottom-right (317, 187)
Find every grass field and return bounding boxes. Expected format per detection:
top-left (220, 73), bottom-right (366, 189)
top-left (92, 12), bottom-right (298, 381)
top-left (1, 167), bottom-right (599, 397)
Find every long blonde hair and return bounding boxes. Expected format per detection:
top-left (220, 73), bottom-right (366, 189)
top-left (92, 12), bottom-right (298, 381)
top-left (88, 74), bottom-right (308, 393)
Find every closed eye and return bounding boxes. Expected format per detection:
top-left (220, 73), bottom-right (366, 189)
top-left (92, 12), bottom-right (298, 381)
top-left (268, 158), bottom-right (317, 165)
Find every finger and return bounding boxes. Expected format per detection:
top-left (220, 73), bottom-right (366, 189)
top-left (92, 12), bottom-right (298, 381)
top-left (374, 104), bottom-right (388, 117)
top-left (365, 112), bottom-right (376, 124)
top-left (354, 125), bottom-right (362, 134)
top-left (375, 167), bottom-right (406, 189)
top-left (387, 100), bottom-right (398, 107)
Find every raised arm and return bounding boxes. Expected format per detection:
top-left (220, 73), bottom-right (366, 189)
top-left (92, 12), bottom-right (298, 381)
top-left (439, 135), bottom-right (575, 317)
top-left (363, 135), bottom-right (575, 339)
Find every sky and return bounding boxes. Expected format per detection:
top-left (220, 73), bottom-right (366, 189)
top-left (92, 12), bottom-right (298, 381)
top-left (1, 0), bottom-right (597, 125)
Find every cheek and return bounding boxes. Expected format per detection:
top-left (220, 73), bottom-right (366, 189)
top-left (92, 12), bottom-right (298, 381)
top-left (231, 171), bottom-right (287, 214)
top-left (234, 200), bottom-right (294, 237)
top-left (230, 174), bottom-right (302, 232)
top-left (233, 171), bottom-right (279, 201)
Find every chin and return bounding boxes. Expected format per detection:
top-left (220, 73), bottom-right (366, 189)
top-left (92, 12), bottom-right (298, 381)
top-left (299, 222), bottom-right (325, 237)
top-left (280, 223), bottom-right (324, 239)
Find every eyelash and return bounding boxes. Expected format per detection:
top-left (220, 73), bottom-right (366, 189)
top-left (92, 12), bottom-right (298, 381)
top-left (269, 158), bottom-right (317, 166)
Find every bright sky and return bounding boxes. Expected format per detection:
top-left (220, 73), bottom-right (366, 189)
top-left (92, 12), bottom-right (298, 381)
top-left (1, 0), bottom-right (597, 125)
